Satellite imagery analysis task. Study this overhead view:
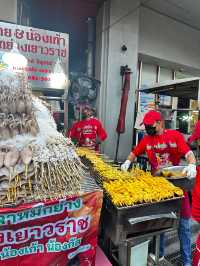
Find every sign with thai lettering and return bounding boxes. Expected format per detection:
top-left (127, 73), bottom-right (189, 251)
top-left (0, 21), bottom-right (69, 89)
top-left (0, 190), bottom-right (103, 265)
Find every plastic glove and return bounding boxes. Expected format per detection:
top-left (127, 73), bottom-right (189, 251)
top-left (121, 160), bottom-right (131, 172)
top-left (182, 164), bottom-right (197, 179)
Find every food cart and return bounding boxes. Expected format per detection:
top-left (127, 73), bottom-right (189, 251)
top-left (101, 194), bottom-right (181, 266)
top-left (78, 149), bottom-right (184, 266)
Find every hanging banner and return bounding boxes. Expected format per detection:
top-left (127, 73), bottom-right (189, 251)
top-left (0, 21), bottom-right (69, 89)
top-left (0, 190), bottom-right (103, 266)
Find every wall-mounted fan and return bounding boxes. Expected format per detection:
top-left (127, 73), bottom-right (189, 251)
top-left (68, 73), bottom-right (100, 105)
top-left (67, 73), bottom-right (100, 124)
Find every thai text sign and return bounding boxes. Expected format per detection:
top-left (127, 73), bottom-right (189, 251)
top-left (0, 21), bottom-right (69, 89)
top-left (0, 190), bottom-right (103, 265)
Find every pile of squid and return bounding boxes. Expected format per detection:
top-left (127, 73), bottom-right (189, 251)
top-left (0, 70), bottom-right (85, 206)
top-left (77, 148), bottom-right (183, 207)
top-left (0, 74), bottom-right (38, 139)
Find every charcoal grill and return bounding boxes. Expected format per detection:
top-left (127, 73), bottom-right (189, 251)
top-left (80, 155), bottom-right (183, 265)
top-left (100, 195), bottom-right (182, 266)
top-left (102, 195), bottom-right (182, 246)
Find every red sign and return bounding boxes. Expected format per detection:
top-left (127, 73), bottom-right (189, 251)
top-left (0, 190), bottom-right (103, 266)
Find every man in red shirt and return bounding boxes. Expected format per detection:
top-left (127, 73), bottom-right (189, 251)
top-left (121, 110), bottom-right (196, 266)
top-left (188, 120), bottom-right (200, 144)
top-left (68, 106), bottom-right (107, 152)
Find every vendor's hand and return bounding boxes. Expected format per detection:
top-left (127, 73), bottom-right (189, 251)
top-left (121, 160), bottom-right (131, 172)
top-left (182, 164), bottom-right (197, 179)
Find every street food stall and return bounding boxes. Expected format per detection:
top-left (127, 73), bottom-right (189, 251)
top-left (0, 69), bottom-right (104, 266)
top-left (0, 20), bottom-right (111, 266)
top-left (78, 148), bottom-right (184, 266)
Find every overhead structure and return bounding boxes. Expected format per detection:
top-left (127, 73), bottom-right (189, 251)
top-left (140, 77), bottom-right (200, 101)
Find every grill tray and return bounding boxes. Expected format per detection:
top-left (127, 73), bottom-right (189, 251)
top-left (104, 194), bottom-right (182, 220)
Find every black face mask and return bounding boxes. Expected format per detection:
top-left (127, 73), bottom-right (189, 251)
top-left (82, 114), bottom-right (88, 119)
top-left (145, 125), bottom-right (157, 136)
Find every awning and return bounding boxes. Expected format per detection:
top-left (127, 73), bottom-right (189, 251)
top-left (140, 77), bottom-right (200, 100)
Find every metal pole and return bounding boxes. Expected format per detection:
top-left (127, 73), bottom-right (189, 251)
top-left (155, 65), bottom-right (160, 109)
top-left (171, 70), bottom-right (177, 130)
top-left (156, 65), bottom-right (160, 83)
top-left (114, 72), bottom-right (124, 163)
top-left (132, 60), bottom-right (142, 147)
top-left (64, 99), bottom-right (68, 131)
top-left (136, 61), bottom-right (143, 112)
top-left (114, 134), bottom-right (121, 163)
top-left (155, 235), bottom-right (160, 264)
top-left (63, 87), bottom-right (69, 132)
top-left (87, 17), bottom-right (95, 77)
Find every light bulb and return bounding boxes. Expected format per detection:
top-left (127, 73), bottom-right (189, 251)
top-left (50, 59), bottom-right (67, 89)
top-left (2, 43), bottom-right (28, 71)
top-left (54, 59), bottom-right (64, 73)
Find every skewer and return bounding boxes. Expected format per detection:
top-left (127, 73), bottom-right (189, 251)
top-left (47, 162), bottom-right (53, 187)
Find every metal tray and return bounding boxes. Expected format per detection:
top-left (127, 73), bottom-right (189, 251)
top-left (160, 166), bottom-right (195, 191)
top-left (160, 165), bottom-right (185, 177)
top-left (104, 195), bottom-right (182, 220)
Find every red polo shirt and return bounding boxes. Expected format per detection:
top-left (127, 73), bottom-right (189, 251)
top-left (132, 129), bottom-right (190, 172)
top-left (132, 129), bottom-right (192, 218)
top-left (67, 117), bottom-right (107, 151)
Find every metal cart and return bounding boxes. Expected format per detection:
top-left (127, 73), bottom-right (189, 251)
top-left (100, 195), bottom-right (182, 266)
top-left (81, 155), bottom-right (183, 266)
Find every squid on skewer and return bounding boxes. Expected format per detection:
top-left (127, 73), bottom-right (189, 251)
top-left (20, 147), bottom-right (33, 192)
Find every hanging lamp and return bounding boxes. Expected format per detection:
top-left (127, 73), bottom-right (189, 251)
top-left (2, 42), bottom-right (28, 71)
top-left (50, 58), bottom-right (67, 89)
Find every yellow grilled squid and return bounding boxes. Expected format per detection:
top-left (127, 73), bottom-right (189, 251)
top-left (77, 148), bottom-right (183, 206)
